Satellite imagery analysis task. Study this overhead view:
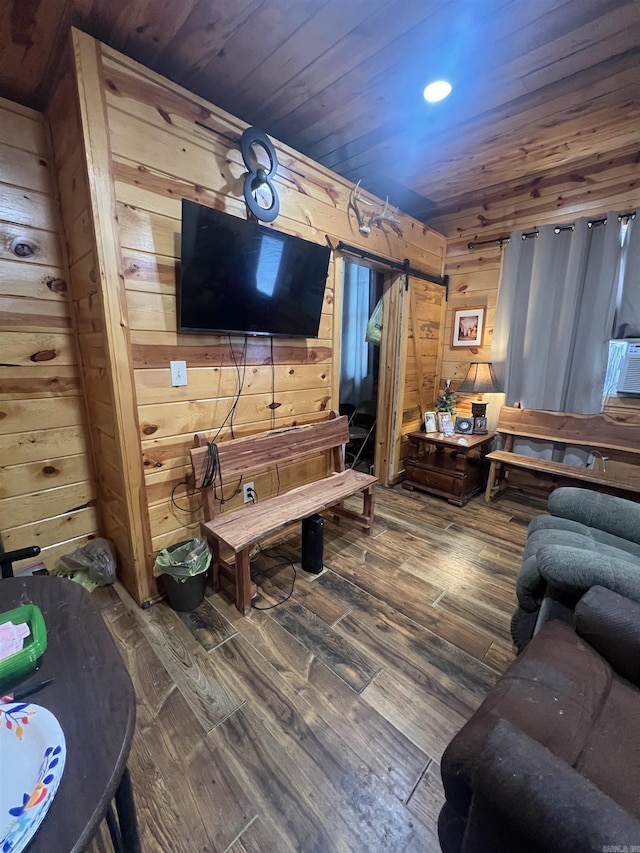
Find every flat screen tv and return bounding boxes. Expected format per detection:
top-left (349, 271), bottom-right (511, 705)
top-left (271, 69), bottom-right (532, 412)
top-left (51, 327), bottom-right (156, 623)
top-left (178, 199), bottom-right (331, 338)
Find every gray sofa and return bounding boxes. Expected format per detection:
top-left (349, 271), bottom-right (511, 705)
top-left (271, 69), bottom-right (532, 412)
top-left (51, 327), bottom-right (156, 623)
top-left (512, 487), bottom-right (640, 649)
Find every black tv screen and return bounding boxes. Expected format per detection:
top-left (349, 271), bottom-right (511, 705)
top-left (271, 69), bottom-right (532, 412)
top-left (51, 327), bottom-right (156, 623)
top-left (178, 199), bottom-right (331, 338)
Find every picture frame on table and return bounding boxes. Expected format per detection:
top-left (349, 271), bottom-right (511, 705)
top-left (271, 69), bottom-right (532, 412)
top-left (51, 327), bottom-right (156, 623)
top-left (454, 416), bottom-right (475, 435)
top-left (437, 412), bottom-right (454, 434)
top-left (423, 411), bottom-right (438, 433)
top-left (473, 415), bottom-right (488, 434)
top-left (451, 307), bottom-right (485, 348)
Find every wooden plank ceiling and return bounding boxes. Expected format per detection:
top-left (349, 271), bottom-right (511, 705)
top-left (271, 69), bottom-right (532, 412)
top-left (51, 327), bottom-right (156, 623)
top-left (2, 0), bottom-right (639, 219)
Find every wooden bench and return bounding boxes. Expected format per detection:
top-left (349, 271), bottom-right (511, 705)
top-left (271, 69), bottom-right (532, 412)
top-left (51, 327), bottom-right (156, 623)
top-left (190, 412), bottom-right (377, 614)
top-left (485, 406), bottom-right (640, 502)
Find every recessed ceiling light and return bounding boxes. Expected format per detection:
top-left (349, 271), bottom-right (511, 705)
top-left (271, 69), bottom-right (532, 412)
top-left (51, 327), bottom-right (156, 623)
top-left (423, 80), bottom-right (452, 103)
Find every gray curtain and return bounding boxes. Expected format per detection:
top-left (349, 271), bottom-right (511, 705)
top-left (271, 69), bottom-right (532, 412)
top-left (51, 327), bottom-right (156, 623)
top-left (491, 215), bottom-right (622, 414)
top-left (490, 214), bottom-right (623, 464)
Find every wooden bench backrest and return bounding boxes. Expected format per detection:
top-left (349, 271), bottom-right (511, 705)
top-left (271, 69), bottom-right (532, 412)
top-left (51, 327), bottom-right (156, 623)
top-left (191, 412), bottom-right (348, 488)
top-left (496, 406), bottom-right (640, 456)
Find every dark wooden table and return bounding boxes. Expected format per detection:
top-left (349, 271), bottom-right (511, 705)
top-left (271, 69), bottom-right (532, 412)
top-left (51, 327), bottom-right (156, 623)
top-left (0, 576), bottom-right (139, 852)
top-left (403, 431), bottom-right (496, 506)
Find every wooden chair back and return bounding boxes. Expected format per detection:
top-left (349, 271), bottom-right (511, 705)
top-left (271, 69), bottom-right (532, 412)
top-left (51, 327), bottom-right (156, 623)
top-left (190, 412), bottom-right (348, 491)
top-left (495, 406), bottom-right (640, 456)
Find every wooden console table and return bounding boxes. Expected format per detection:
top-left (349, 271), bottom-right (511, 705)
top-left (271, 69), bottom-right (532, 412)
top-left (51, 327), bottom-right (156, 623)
top-left (403, 431), bottom-right (495, 506)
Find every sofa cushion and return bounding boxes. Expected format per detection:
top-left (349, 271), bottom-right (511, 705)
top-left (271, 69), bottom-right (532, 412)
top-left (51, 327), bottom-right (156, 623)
top-left (578, 676), bottom-right (640, 815)
top-left (517, 527), bottom-right (640, 616)
top-left (460, 719), bottom-right (640, 853)
top-left (549, 488), bottom-right (640, 547)
top-left (525, 518), bottom-right (640, 559)
top-left (514, 489), bottom-right (640, 651)
top-left (537, 545), bottom-right (640, 605)
top-left (576, 585), bottom-right (640, 687)
top-left (440, 603), bottom-right (640, 853)
top-left (441, 620), bottom-right (612, 815)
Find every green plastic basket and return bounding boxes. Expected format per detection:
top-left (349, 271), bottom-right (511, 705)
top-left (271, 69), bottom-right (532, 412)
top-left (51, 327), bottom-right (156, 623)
top-left (0, 604), bottom-right (47, 691)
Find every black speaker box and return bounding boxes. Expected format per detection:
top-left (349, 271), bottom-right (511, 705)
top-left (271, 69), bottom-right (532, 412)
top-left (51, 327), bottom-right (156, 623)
top-left (301, 514), bottom-right (324, 574)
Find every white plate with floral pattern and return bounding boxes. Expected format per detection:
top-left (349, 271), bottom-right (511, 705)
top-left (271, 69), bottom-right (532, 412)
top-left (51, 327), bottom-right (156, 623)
top-left (0, 703), bottom-right (65, 853)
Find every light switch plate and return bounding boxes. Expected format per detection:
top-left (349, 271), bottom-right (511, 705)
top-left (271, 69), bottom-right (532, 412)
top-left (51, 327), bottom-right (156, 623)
top-left (170, 360), bottom-right (187, 386)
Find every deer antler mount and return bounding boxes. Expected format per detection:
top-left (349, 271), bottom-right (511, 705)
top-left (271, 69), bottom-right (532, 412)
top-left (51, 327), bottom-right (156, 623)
top-left (349, 180), bottom-right (403, 238)
top-left (370, 197), bottom-right (403, 238)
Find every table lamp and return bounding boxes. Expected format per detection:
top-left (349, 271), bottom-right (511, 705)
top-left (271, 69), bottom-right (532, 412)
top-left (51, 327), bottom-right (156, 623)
top-left (456, 362), bottom-right (501, 433)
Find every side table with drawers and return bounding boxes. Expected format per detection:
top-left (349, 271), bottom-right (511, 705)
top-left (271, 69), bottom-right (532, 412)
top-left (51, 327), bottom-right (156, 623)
top-left (403, 430), bottom-right (496, 506)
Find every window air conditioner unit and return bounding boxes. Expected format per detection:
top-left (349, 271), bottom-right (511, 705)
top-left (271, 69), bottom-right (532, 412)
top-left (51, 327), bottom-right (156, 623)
top-left (617, 339), bottom-right (640, 395)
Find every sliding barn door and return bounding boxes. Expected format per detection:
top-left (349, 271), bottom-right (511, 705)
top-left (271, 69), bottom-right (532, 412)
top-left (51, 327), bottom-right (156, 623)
top-left (376, 273), bottom-right (444, 484)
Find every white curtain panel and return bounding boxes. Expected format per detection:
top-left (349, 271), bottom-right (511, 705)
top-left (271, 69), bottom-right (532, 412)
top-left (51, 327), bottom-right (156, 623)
top-left (340, 261), bottom-right (374, 406)
top-left (613, 215), bottom-right (640, 339)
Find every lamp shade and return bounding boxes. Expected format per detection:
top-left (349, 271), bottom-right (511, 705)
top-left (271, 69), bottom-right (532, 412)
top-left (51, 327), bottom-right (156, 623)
top-left (457, 362), bottom-right (501, 394)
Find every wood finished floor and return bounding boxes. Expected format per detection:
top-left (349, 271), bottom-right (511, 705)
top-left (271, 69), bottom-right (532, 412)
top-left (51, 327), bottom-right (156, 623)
top-left (87, 485), bottom-right (545, 853)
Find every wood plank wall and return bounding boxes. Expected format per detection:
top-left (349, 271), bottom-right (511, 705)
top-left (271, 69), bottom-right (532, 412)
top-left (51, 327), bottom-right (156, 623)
top-left (46, 31), bottom-right (446, 602)
top-left (47, 40), bottom-right (156, 603)
top-left (427, 144), bottom-right (640, 425)
top-left (399, 277), bottom-right (446, 466)
top-left (0, 96), bottom-right (99, 572)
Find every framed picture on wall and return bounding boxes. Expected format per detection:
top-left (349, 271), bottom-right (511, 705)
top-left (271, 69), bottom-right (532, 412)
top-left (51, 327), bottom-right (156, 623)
top-left (451, 307), bottom-right (485, 348)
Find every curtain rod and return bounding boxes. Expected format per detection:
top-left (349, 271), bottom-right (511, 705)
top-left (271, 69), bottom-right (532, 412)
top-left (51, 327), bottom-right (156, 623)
top-left (467, 210), bottom-right (636, 250)
top-left (335, 241), bottom-right (449, 292)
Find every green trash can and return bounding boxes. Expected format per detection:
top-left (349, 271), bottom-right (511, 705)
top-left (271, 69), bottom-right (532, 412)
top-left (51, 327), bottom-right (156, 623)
top-left (153, 538), bottom-right (212, 612)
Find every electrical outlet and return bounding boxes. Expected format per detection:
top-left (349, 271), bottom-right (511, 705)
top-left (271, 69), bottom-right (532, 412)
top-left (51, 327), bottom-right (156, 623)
top-left (243, 482), bottom-right (255, 503)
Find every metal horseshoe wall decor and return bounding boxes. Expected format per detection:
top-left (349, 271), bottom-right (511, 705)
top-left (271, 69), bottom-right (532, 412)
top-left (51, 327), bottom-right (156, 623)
top-left (240, 127), bottom-right (280, 222)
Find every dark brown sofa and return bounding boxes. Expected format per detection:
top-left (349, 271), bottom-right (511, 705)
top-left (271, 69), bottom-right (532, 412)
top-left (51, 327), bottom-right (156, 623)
top-left (439, 585), bottom-right (640, 852)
